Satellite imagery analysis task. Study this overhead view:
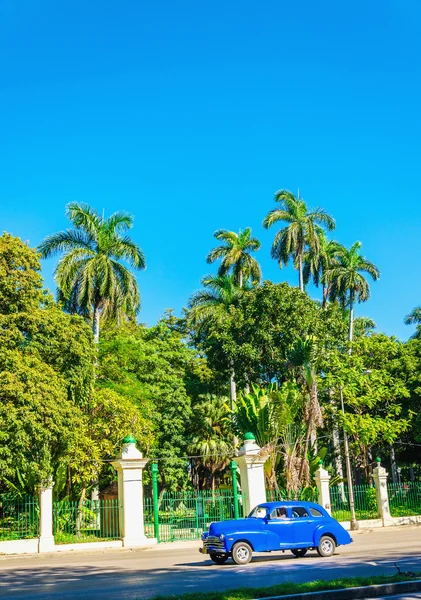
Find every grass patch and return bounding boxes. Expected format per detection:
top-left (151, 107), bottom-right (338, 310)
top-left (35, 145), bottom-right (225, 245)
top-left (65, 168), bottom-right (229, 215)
top-left (151, 571), bottom-right (421, 600)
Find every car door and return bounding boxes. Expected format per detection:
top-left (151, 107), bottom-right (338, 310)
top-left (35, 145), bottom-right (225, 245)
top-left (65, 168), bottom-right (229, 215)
top-left (265, 507), bottom-right (294, 550)
top-left (290, 506), bottom-right (314, 546)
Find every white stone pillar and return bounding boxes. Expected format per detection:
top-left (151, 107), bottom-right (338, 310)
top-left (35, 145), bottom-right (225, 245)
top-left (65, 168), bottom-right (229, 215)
top-left (111, 435), bottom-right (157, 547)
top-left (234, 433), bottom-right (269, 515)
top-left (372, 458), bottom-right (392, 525)
top-left (38, 480), bottom-right (54, 552)
top-left (314, 462), bottom-right (332, 515)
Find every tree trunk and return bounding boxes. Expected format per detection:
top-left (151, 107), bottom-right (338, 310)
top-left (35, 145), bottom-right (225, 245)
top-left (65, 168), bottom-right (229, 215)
top-left (239, 269), bottom-right (243, 289)
top-left (348, 293), bottom-right (354, 348)
top-left (230, 367), bottom-right (237, 410)
top-left (410, 463), bottom-right (415, 482)
top-left (322, 284), bottom-right (329, 309)
top-left (330, 389), bottom-right (346, 501)
top-left (390, 445), bottom-right (398, 483)
top-left (93, 305), bottom-right (100, 345)
top-left (75, 486), bottom-right (86, 536)
top-left (298, 255), bottom-right (304, 293)
top-left (230, 364), bottom-right (238, 449)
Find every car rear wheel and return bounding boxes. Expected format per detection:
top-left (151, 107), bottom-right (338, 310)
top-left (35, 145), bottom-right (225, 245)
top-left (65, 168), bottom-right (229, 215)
top-left (232, 541), bottom-right (253, 565)
top-left (210, 553), bottom-right (229, 564)
top-left (291, 548), bottom-right (308, 558)
top-left (317, 535), bottom-right (336, 557)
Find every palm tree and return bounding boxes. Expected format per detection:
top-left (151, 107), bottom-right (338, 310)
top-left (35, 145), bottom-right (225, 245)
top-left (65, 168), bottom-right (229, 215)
top-left (404, 307), bottom-right (421, 339)
top-left (206, 228), bottom-right (261, 288)
top-left (189, 395), bottom-right (232, 493)
top-left (263, 190), bottom-right (335, 292)
top-left (325, 241), bottom-right (379, 344)
top-left (288, 336), bottom-right (323, 486)
top-left (187, 274), bottom-right (249, 410)
top-left (303, 230), bottom-right (343, 307)
top-left (187, 274), bottom-right (249, 332)
top-left (38, 202), bottom-right (145, 344)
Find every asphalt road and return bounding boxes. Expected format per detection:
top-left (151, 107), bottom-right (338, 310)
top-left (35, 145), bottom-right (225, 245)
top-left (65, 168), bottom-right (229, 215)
top-left (1, 526), bottom-right (421, 600)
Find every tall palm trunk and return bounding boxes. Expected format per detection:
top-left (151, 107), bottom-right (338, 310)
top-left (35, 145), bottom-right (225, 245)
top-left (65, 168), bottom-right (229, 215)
top-left (230, 364), bottom-right (238, 448)
top-left (93, 304), bottom-right (101, 345)
top-left (322, 284), bottom-right (329, 308)
top-left (230, 365), bottom-right (237, 410)
top-left (238, 269), bottom-right (243, 289)
top-left (348, 292), bottom-right (354, 353)
top-left (298, 255), bottom-right (304, 292)
top-left (348, 291), bottom-right (355, 342)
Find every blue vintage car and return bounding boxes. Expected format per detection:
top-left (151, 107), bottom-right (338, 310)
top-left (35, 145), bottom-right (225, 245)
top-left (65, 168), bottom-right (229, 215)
top-left (200, 501), bottom-right (352, 565)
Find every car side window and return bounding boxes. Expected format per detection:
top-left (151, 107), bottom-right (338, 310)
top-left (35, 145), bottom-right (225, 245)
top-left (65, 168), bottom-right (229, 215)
top-left (309, 507), bottom-right (323, 517)
top-left (270, 507), bottom-right (288, 520)
top-left (292, 506), bottom-right (309, 518)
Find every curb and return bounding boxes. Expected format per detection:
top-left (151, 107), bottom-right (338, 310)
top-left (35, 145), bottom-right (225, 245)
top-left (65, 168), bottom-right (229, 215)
top-left (256, 579), bottom-right (421, 600)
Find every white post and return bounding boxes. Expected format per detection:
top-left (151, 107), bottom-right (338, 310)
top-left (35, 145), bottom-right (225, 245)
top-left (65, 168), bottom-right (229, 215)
top-left (38, 480), bottom-right (54, 552)
top-left (314, 461), bottom-right (332, 515)
top-left (373, 457), bottom-right (392, 526)
top-left (111, 435), bottom-right (157, 547)
top-left (234, 433), bottom-right (269, 515)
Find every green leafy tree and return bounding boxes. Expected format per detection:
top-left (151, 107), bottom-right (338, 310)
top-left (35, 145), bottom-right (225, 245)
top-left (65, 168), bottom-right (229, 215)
top-left (206, 228), bottom-right (261, 288)
top-left (325, 241), bottom-right (380, 344)
top-left (263, 190), bottom-right (335, 292)
top-left (193, 282), bottom-right (347, 387)
top-left (0, 232), bottom-right (45, 314)
top-left (404, 307), bottom-right (421, 339)
top-left (0, 233), bottom-right (149, 498)
top-left (38, 202), bottom-right (146, 343)
top-left (322, 335), bottom-right (410, 481)
top-left (99, 316), bottom-right (198, 492)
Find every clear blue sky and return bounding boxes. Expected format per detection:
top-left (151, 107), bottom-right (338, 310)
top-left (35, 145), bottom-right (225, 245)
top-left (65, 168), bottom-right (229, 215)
top-left (1, 0), bottom-right (420, 340)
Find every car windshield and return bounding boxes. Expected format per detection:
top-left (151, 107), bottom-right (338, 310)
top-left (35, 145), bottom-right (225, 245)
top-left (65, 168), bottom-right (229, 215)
top-left (248, 505), bottom-right (268, 519)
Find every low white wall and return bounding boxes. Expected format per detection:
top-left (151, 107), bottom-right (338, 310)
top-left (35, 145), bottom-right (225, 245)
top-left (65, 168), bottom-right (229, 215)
top-left (0, 539), bottom-right (39, 555)
top-left (52, 540), bottom-right (123, 552)
top-left (340, 518), bottom-right (384, 530)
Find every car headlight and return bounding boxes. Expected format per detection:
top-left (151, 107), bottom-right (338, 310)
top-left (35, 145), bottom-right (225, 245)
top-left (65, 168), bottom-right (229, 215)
top-left (219, 534), bottom-right (225, 541)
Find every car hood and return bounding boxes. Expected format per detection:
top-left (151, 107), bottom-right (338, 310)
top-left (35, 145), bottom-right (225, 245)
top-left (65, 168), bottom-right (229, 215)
top-left (209, 518), bottom-right (265, 535)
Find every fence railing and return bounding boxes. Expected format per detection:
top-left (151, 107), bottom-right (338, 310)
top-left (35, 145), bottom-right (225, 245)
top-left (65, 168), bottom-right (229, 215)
top-left (388, 483), bottom-right (421, 517)
top-left (53, 499), bottom-right (120, 544)
top-left (144, 489), bottom-right (245, 543)
top-left (0, 494), bottom-right (39, 541)
top-left (330, 484), bottom-right (378, 521)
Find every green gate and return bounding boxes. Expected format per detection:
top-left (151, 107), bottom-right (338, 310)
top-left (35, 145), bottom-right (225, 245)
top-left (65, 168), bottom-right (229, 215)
top-left (144, 489), bottom-right (245, 542)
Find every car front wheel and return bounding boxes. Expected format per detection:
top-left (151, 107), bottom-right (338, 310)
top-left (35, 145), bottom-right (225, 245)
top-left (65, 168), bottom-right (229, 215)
top-left (210, 553), bottom-right (229, 564)
top-left (317, 535), bottom-right (336, 557)
top-left (232, 541), bottom-right (253, 565)
top-left (291, 548), bottom-right (308, 558)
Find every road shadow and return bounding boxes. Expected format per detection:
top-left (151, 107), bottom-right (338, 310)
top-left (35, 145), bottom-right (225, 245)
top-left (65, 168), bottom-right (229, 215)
top-left (1, 549), bottom-right (421, 600)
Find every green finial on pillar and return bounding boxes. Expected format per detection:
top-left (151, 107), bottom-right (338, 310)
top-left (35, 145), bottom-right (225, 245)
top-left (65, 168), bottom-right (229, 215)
top-left (376, 457), bottom-right (381, 464)
top-left (244, 432), bottom-right (256, 441)
top-left (123, 435), bottom-right (137, 444)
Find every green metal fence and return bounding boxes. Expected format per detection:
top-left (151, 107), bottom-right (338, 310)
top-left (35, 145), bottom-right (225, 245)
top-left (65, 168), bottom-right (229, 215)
top-left (330, 484), bottom-right (378, 521)
top-left (144, 490), bottom-right (245, 543)
top-left (53, 499), bottom-right (120, 544)
top-left (388, 483), bottom-right (421, 517)
top-left (0, 494), bottom-right (39, 540)
top-left (266, 488), bottom-right (319, 502)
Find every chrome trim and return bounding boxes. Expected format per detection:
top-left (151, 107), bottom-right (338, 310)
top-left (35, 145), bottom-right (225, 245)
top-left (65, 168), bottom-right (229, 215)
top-left (203, 535), bottom-right (225, 549)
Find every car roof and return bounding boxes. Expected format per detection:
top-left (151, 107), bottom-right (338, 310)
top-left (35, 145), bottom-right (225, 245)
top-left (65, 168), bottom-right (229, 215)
top-left (259, 501), bottom-right (325, 511)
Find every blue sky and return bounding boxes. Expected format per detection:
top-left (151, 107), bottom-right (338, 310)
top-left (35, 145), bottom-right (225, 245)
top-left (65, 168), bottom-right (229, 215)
top-left (1, 0), bottom-right (420, 340)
